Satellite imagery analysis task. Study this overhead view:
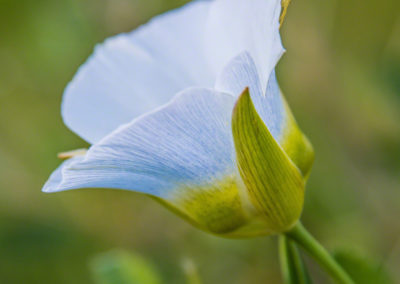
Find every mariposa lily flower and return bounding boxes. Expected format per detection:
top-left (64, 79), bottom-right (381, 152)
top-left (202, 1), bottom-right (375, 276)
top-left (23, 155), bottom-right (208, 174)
top-left (43, 0), bottom-right (314, 238)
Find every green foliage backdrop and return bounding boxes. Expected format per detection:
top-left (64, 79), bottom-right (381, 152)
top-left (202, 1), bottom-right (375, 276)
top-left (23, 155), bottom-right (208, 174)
top-left (0, 0), bottom-right (399, 283)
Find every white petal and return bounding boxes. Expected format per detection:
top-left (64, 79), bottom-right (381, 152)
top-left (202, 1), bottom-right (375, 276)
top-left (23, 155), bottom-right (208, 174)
top-left (216, 51), bottom-right (286, 142)
top-left (216, 52), bottom-right (314, 176)
top-left (42, 157), bottom-right (84, 193)
top-left (45, 88), bottom-right (237, 197)
top-left (205, 0), bottom-right (284, 92)
top-left (63, 1), bottom-right (213, 144)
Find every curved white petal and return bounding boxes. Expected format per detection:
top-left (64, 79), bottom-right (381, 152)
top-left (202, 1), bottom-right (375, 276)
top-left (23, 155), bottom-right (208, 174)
top-left (63, 1), bottom-right (213, 144)
top-left (215, 51), bottom-right (286, 142)
top-left (46, 88), bottom-right (237, 197)
top-left (42, 156), bottom-right (84, 193)
top-left (205, 0), bottom-right (284, 93)
top-left (216, 52), bottom-right (314, 176)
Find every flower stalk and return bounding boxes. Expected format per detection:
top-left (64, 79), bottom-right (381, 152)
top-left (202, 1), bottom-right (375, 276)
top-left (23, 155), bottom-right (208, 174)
top-left (285, 223), bottom-right (354, 284)
top-left (279, 235), bottom-right (312, 284)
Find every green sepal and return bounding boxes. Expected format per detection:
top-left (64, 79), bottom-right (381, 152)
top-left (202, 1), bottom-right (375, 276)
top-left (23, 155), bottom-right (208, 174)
top-left (231, 88), bottom-right (305, 233)
top-left (280, 97), bottom-right (315, 179)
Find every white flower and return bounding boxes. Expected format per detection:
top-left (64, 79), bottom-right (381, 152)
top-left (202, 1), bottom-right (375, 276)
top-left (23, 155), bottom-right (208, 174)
top-left (44, 0), bottom-right (313, 237)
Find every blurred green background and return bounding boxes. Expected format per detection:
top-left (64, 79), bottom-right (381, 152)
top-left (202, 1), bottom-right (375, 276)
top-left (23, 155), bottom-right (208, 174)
top-left (0, 0), bottom-right (399, 283)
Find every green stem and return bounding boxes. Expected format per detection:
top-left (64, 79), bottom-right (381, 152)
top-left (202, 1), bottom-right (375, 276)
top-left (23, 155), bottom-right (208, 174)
top-left (182, 258), bottom-right (202, 284)
top-left (280, 236), bottom-right (295, 284)
top-left (279, 235), bottom-right (312, 284)
top-left (286, 223), bottom-right (354, 284)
